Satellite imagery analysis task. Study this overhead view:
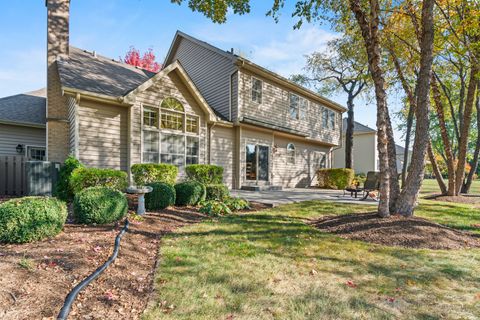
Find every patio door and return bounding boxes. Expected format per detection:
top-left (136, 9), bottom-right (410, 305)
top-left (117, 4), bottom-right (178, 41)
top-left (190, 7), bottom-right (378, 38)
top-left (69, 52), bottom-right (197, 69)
top-left (246, 144), bottom-right (269, 183)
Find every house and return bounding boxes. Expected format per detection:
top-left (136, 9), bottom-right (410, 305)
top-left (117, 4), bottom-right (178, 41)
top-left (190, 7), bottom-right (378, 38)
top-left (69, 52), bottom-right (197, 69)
top-left (41, 0), bottom-right (346, 190)
top-left (333, 119), bottom-right (410, 174)
top-left (0, 88), bottom-right (46, 160)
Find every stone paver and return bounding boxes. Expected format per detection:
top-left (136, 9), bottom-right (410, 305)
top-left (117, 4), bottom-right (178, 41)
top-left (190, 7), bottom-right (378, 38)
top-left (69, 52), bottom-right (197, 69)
top-left (231, 188), bottom-right (378, 207)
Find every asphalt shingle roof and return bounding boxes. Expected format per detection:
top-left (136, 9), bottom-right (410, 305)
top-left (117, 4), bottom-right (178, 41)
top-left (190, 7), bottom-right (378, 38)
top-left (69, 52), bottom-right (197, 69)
top-left (57, 47), bottom-right (157, 97)
top-left (342, 118), bottom-right (376, 134)
top-left (0, 88), bottom-right (46, 126)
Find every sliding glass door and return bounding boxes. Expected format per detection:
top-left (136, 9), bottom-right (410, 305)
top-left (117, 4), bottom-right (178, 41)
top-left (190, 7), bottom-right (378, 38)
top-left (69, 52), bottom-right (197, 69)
top-left (246, 144), bottom-right (269, 182)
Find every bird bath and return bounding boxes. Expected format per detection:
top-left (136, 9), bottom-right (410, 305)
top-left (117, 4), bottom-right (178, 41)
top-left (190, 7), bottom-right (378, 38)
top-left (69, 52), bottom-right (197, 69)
top-left (126, 186), bottom-right (153, 215)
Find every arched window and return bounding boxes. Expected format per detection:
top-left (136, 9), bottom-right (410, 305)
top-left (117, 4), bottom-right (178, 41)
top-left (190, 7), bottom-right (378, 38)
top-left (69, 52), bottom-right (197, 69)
top-left (287, 143), bottom-right (295, 164)
top-left (161, 97), bottom-right (184, 112)
top-left (160, 98), bottom-right (184, 131)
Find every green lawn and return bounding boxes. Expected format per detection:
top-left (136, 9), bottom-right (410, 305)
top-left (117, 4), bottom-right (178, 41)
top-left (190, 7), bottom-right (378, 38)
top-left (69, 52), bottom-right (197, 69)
top-left (143, 200), bottom-right (480, 320)
top-left (420, 178), bottom-right (480, 195)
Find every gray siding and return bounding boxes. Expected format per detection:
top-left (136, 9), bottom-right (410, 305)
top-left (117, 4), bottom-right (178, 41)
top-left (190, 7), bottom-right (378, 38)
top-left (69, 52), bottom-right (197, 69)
top-left (170, 37), bottom-right (236, 120)
top-left (0, 123), bottom-right (45, 156)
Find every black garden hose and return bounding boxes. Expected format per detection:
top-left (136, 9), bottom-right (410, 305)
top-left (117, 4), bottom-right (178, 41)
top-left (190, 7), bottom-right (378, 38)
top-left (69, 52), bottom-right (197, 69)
top-left (57, 219), bottom-right (130, 320)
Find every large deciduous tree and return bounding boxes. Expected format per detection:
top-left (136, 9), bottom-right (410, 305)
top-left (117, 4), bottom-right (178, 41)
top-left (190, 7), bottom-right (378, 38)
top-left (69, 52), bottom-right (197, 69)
top-left (291, 35), bottom-right (369, 169)
top-left (123, 47), bottom-right (162, 72)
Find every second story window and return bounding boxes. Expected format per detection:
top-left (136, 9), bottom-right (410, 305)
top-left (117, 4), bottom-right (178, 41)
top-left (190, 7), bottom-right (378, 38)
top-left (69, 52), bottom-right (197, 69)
top-left (161, 98), bottom-right (184, 131)
top-left (322, 108), bottom-right (336, 129)
top-left (252, 77), bottom-right (263, 103)
top-left (290, 94), bottom-right (308, 120)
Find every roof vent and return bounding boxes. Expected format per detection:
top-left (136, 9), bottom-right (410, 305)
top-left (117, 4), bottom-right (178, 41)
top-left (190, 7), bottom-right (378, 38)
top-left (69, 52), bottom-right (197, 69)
top-left (92, 50), bottom-right (97, 58)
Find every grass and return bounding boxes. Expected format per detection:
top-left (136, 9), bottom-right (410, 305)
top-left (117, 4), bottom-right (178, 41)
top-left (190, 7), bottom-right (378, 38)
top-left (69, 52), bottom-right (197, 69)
top-left (143, 200), bottom-right (480, 320)
top-left (420, 178), bottom-right (480, 195)
top-left (18, 257), bottom-right (34, 271)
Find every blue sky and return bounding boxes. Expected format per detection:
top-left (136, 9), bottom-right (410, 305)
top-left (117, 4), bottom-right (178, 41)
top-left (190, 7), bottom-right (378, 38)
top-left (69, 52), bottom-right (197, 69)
top-left (0, 0), bottom-right (404, 142)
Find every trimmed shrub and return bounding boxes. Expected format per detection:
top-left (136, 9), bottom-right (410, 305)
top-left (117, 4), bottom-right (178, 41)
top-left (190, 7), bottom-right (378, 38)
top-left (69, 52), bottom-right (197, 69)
top-left (73, 187), bottom-right (128, 224)
top-left (131, 163), bottom-right (178, 186)
top-left (175, 181), bottom-right (206, 206)
top-left (205, 184), bottom-right (230, 201)
top-left (0, 197), bottom-right (67, 243)
top-left (198, 200), bottom-right (232, 216)
top-left (70, 167), bottom-right (128, 195)
top-left (224, 197), bottom-right (250, 211)
top-left (185, 164), bottom-right (223, 185)
top-left (54, 156), bottom-right (84, 201)
top-left (145, 182), bottom-right (176, 210)
top-left (317, 168), bottom-right (355, 190)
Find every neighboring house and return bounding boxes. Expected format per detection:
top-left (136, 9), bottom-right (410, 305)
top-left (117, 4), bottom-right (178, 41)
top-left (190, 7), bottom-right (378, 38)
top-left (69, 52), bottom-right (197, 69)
top-left (333, 119), bottom-right (410, 174)
top-left (0, 88), bottom-right (46, 160)
top-left (40, 0), bottom-right (346, 190)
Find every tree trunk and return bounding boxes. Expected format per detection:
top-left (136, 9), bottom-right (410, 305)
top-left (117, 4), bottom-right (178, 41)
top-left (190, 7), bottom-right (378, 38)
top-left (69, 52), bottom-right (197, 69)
top-left (455, 64), bottom-right (479, 195)
top-left (461, 81), bottom-right (480, 194)
top-left (349, 0), bottom-right (390, 217)
top-left (427, 139), bottom-right (448, 195)
top-left (386, 111), bottom-right (400, 213)
top-left (395, 0), bottom-right (435, 216)
top-left (431, 76), bottom-right (456, 195)
top-left (345, 96), bottom-right (355, 169)
top-left (402, 103), bottom-right (414, 187)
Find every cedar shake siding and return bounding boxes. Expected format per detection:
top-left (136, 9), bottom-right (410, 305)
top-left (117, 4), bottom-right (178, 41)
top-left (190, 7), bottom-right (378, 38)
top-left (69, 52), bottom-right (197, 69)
top-left (166, 33), bottom-right (237, 121)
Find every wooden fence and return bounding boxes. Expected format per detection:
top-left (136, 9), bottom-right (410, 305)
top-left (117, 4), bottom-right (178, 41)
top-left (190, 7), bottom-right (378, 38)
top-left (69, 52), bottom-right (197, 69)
top-left (0, 155), bottom-right (26, 196)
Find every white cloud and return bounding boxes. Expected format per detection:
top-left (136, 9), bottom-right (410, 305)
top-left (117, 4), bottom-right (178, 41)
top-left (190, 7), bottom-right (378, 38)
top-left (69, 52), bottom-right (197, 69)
top-left (250, 26), bottom-right (337, 77)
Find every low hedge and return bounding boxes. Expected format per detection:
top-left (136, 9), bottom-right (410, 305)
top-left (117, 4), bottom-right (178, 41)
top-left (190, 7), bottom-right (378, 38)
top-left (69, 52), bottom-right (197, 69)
top-left (0, 197), bottom-right (67, 243)
top-left (131, 163), bottom-right (178, 186)
top-left (205, 184), bottom-right (230, 201)
top-left (54, 155), bottom-right (84, 201)
top-left (70, 167), bottom-right (128, 195)
top-left (175, 181), bottom-right (206, 206)
top-left (73, 187), bottom-right (128, 224)
top-left (145, 182), bottom-right (176, 210)
top-left (185, 164), bottom-right (224, 185)
top-left (317, 168), bottom-right (355, 189)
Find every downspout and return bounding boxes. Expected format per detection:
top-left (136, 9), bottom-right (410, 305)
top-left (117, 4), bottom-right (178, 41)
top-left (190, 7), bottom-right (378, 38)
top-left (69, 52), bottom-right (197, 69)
top-left (208, 122), bottom-right (216, 164)
top-left (330, 115), bottom-right (344, 167)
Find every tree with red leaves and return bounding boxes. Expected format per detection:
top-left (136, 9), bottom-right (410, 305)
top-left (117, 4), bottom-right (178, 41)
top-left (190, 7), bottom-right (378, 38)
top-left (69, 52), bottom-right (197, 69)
top-left (122, 47), bottom-right (161, 72)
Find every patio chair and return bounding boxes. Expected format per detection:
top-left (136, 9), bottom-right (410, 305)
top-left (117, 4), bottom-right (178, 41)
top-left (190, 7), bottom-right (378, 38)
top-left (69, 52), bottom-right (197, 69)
top-left (360, 171), bottom-right (380, 201)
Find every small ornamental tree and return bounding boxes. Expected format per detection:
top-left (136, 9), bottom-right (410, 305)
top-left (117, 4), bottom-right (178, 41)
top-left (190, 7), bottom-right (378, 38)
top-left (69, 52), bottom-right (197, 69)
top-left (122, 47), bottom-right (161, 72)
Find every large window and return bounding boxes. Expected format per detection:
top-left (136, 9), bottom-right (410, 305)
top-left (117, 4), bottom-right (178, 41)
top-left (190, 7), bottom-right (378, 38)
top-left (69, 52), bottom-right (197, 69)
top-left (322, 108), bottom-right (336, 129)
top-left (252, 77), bottom-right (263, 104)
top-left (142, 97), bottom-right (200, 167)
top-left (286, 143), bottom-right (295, 164)
top-left (289, 93), bottom-right (308, 120)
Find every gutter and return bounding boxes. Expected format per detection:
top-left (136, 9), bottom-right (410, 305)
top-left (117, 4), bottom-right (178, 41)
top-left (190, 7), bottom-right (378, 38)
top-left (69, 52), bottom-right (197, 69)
top-left (62, 87), bottom-right (131, 107)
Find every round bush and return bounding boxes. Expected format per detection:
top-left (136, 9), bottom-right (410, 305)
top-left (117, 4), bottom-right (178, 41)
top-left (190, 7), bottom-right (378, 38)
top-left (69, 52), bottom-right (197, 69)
top-left (175, 181), bottom-right (206, 206)
top-left (145, 182), bottom-right (176, 210)
top-left (73, 187), bottom-right (128, 224)
top-left (0, 197), bottom-right (67, 244)
top-left (205, 184), bottom-right (230, 201)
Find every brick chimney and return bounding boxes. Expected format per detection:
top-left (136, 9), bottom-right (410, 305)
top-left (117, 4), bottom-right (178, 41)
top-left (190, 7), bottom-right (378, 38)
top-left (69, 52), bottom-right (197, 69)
top-left (46, 0), bottom-right (70, 162)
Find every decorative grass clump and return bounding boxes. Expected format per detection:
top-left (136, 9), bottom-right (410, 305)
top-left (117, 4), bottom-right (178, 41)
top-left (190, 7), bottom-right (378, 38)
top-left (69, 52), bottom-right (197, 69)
top-left (0, 197), bottom-right (67, 243)
top-left (174, 181), bottom-right (206, 206)
top-left (73, 187), bottom-right (128, 224)
top-left (146, 182), bottom-right (176, 210)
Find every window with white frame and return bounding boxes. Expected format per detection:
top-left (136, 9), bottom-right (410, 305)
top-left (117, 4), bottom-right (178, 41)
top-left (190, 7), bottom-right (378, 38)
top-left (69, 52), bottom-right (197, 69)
top-left (251, 77), bottom-right (263, 103)
top-left (286, 143), bottom-right (295, 164)
top-left (27, 146), bottom-right (46, 161)
top-left (142, 97), bottom-right (200, 167)
top-left (289, 93), bottom-right (308, 120)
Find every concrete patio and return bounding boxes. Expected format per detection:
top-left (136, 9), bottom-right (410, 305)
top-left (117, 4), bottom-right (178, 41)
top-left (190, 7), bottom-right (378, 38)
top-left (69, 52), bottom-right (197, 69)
top-left (231, 188), bottom-right (378, 207)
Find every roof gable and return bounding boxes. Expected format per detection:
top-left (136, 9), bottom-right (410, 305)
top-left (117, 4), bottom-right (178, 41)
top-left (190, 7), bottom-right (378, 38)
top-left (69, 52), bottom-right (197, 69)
top-left (343, 119), bottom-right (376, 134)
top-left (124, 61), bottom-right (217, 123)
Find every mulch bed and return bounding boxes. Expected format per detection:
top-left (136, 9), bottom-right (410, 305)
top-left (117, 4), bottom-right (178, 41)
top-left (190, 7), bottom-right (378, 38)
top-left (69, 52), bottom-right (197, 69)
top-left (0, 205), bottom-right (205, 320)
top-left (424, 194), bottom-right (480, 205)
top-left (310, 212), bottom-right (480, 250)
